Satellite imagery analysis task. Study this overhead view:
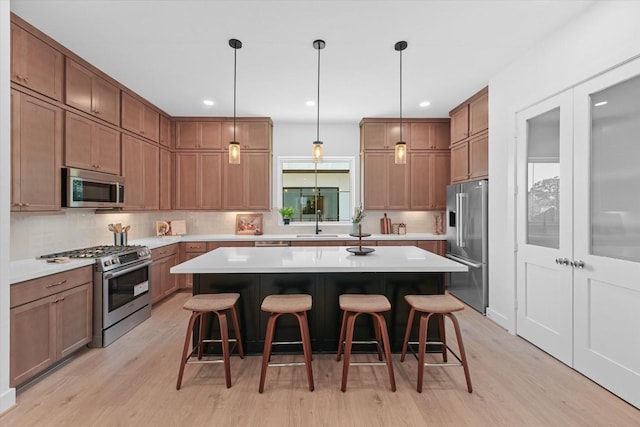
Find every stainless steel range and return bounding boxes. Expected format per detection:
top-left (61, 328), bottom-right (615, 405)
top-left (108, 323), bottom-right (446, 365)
top-left (41, 245), bottom-right (152, 347)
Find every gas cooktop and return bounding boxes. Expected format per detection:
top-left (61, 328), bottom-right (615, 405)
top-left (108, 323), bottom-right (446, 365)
top-left (40, 245), bottom-right (151, 271)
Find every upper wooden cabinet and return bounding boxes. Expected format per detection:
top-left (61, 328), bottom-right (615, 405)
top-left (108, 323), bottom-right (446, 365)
top-left (11, 90), bottom-right (62, 212)
top-left (450, 87), bottom-right (488, 144)
top-left (221, 119), bottom-right (273, 151)
top-left (159, 115), bottom-right (173, 148)
top-left (175, 152), bottom-right (222, 210)
top-left (159, 148), bottom-right (172, 211)
top-left (361, 121), bottom-right (410, 150)
top-left (122, 134), bottom-right (159, 211)
top-left (64, 111), bottom-right (121, 175)
top-left (65, 58), bottom-right (120, 125)
top-left (410, 152), bottom-right (450, 210)
top-left (449, 87), bottom-right (489, 183)
top-left (410, 121), bottom-right (450, 150)
top-left (175, 120), bottom-right (222, 150)
top-left (363, 152), bottom-right (410, 210)
top-left (121, 92), bottom-right (159, 142)
top-left (10, 23), bottom-right (63, 101)
top-left (223, 152), bottom-right (271, 210)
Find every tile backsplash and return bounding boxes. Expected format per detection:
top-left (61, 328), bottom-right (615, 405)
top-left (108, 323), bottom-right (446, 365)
top-left (10, 209), bottom-right (442, 260)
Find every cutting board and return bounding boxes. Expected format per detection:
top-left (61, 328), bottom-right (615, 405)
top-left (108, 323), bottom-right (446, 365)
top-left (380, 213), bottom-right (392, 234)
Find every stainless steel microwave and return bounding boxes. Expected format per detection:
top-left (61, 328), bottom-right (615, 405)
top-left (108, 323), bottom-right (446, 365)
top-left (62, 168), bottom-right (125, 208)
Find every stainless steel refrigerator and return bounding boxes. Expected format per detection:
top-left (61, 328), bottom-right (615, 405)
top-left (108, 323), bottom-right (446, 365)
top-left (446, 179), bottom-right (488, 313)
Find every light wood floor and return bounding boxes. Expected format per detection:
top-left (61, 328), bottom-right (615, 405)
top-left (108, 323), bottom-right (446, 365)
top-left (2, 290), bottom-right (638, 427)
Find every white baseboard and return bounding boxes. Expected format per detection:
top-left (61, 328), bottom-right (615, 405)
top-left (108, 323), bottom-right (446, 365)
top-left (485, 307), bottom-right (515, 334)
top-left (0, 387), bottom-right (16, 415)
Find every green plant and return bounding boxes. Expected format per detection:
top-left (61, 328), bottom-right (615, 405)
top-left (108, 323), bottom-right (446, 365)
top-left (351, 205), bottom-right (365, 223)
top-left (278, 206), bottom-right (294, 218)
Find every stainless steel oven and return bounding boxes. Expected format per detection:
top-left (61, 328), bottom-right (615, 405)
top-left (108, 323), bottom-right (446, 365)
top-left (41, 245), bottom-right (152, 347)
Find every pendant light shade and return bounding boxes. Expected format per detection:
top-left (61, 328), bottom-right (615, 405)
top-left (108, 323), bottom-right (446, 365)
top-left (229, 38), bottom-right (242, 164)
top-left (312, 39), bottom-right (326, 162)
top-left (395, 40), bottom-right (408, 165)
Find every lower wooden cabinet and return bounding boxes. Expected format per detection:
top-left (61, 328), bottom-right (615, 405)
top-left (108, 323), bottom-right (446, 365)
top-left (417, 240), bottom-right (446, 256)
top-left (10, 266), bottom-right (92, 387)
top-left (150, 244), bottom-right (179, 304)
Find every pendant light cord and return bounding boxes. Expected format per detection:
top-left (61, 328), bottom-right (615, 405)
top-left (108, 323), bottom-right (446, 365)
top-left (399, 47), bottom-right (403, 141)
top-left (233, 45), bottom-right (237, 142)
top-left (316, 43), bottom-right (321, 142)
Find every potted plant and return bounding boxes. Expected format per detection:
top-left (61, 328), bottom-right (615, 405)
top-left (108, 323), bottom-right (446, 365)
top-left (351, 205), bottom-right (365, 234)
top-left (278, 206), bottom-right (294, 225)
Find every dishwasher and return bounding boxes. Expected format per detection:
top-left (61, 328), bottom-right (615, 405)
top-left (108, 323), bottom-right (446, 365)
top-left (254, 241), bottom-right (291, 247)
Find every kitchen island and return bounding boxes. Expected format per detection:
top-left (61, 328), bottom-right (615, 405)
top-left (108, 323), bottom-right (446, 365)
top-left (171, 245), bottom-right (467, 353)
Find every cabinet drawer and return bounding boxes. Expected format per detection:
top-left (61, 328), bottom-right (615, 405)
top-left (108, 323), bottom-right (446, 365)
top-left (151, 243), bottom-right (178, 260)
top-left (11, 266), bottom-right (93, 308)
top-left (208, 241), bottom-right (253, 250)
top-left (376, 240), bottom-right (417, 246)
top-left (183, 242), bottom-right (207, 253)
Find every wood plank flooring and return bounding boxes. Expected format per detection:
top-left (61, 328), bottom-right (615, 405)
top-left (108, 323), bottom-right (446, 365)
top-left (1, 290), bottom-right (638, 426)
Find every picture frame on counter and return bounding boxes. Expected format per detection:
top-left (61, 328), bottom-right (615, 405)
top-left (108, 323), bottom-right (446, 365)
top-left (236, 213), bottom-right (263, 235)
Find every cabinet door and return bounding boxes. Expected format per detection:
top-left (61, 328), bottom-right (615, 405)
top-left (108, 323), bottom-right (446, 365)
top-left (469, 133), bottom-right (488, 179)
top-left (450, 142), bottom-right (469, 183)
top-left (122, 134), bottom-right (144, 209)
top-left (57, 284), bottom-right (92, 359)
top-left (469, 90), bottom-right (488, 136)
top-left (200, 121), bottom-right (222, 149)
top-left (410, 122), bottom-right (450, 150)
top-left (361, 122), bottom-right (387, 149)
top-left (159, 115), bottom-right (172, 148)
top-left (11, 91), bottom-right (62, 211)
top-left (175, 153), bottom-right (199, 209)
top-left (450, 105), bottom-right (469, 144)
top-left (387, 153), bottom-right (410, 209)
top-left (387, 123), bottom-right (410, 148)
top-left (92, 75), bottom-right (120, 125)
top-left (243, 121), bottom-right (271, 150)
top-left (150, 259), bottom-right (164, 304)
top-left (93, 124), bottom-right (121, 175)
top-left (363, 152), bottom-right (388, 209)
top-left (175, 121), bottom-right (199, 149)
top-left (411, 152), bottom-right (451, 210)
top-left (65, 58), bottom-right (94, 115)
top-left (10, 295), bottom-right (57, 387)
top-left (175, 152), bottom-right (221, 209)
top-left (65, 112), bottom-right (94, 171)
top-left (11, 24), bottom-right (63, 101)
top-left (430, 152), bottom-right (450, 209)
top-left (142, 104), bottom-right (160, 142)
top-left (122, 92), bottom-right (157, 141)
top-left (416, 240), bottom-right (445, 256)
top-left (162, 254), bottom-right (179, 296)
top-left (200, 153), bottom-right (222, 209)
top-left (223, 152), bottom-right (270, 210)
top-left (142, 142), bottom-right (159, 210)
top-left (159, 148), bottom-right (172, 210)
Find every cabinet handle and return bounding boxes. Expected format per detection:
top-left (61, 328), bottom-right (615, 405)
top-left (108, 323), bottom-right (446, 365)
top-left (23, 202), bottom-right (30, 207)
top-left (46, 279), bottom-right (67, 288)
top-left (53, 297), bottom-right (66, 303)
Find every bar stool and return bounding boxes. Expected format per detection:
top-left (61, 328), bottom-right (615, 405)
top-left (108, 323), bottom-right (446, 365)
top-left (176, 293), bottom-right (244, 390)
top-left (259, 294), bottom-right (314, 393)
top-left (400, 294), bottom-right (472, 393)
top-left (336, 294), bottom-right (396, 392)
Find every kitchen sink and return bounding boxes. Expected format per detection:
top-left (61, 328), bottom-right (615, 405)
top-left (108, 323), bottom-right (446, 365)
top-left (295, 234), bottom-right (340, 238)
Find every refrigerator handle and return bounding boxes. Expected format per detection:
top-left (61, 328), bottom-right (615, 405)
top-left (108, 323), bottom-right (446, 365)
top-left (455, 193), bottom-right (462, 247)
top-left (446, 253), bottom-right (482, 268)
top-left (459, 193), bottom-right (468, 248)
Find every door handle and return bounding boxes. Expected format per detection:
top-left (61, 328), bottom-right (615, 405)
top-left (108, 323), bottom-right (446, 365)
top-left (571, 260), bottom-right (585, 269)
top-left (555, 257), bottom-right (570, 266)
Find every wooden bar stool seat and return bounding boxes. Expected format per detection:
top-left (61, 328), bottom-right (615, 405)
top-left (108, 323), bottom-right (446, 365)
top-left (337, 294), bottom-right (396, 392)
top-left (259, 294), bottom-right (314, 393)
top-left (176, 293), bottom-right (244, 390)
top-left (400, 294), bottom-right (472, 393)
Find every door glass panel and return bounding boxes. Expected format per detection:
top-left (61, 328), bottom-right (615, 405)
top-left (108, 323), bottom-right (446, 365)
top-left (526, 108), bottom-right (561, 249)
top-left (590, 75), bottom-right (640, 262)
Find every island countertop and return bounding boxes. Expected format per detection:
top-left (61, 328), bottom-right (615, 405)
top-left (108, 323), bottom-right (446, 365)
top-left (170, 245), bottom-right (467, 274)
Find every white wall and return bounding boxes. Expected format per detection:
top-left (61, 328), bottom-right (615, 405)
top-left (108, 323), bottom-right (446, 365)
top-left (1, 0), bottom-right (16, 414)
top-left (487, 0), bottom-right (640, 331)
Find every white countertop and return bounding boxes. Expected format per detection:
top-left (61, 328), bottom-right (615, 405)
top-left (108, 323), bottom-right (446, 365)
top-left (10, 258), bottom-right (96, 284)
top-left (170, 245), bottom-right (466, 274)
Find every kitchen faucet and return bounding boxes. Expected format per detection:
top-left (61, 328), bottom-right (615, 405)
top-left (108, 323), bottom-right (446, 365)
top-left (315, 210), bottom-right (322, 234)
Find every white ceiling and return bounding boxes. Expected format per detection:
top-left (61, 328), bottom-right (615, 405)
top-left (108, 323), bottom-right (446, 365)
top-left (11, 0), bottom-right (596, 123)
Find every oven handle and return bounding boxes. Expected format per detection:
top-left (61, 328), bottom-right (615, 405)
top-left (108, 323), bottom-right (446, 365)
top-left (103, 260), bottom-right (152, 280)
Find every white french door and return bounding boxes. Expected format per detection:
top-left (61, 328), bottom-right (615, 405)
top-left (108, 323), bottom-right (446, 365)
top-left (516, 92), bottom-right (574, 366)
top-left (572, 59), bottom-right (640, 408)
top-left (516, 57), bottom-right (640, 408)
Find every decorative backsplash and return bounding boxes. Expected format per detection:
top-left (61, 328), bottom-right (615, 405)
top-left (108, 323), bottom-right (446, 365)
top-left (10, 210), bottom-right (442, 261)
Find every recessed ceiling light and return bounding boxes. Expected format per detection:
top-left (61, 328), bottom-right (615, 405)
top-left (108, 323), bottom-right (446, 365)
top-left (203, 99), bottom-right (214, 106)
top-left (306, 100), bottom-right (316, 107)
top-left (594, 101), bottom-right (608, 107)
top-left (419, 101), bottom-right (431, 107)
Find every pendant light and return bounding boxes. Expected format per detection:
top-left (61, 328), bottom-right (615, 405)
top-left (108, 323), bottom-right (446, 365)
top-left (312, 39), bottom-right (325, 162)
top-left (394, 40), bottom-right (408, 164)
top-left (228, 38), bottom-right (242, 164)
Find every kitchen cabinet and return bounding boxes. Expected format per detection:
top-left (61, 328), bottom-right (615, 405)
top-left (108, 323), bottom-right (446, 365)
top-left (410, 121), bottom-right (450, 150)
top-left (121, 91), bottom-right (160, 142)
top-left (122, 134), bottom-right (159, 211)
top-left (175, 120), bottom-right (222, 150)
top-left (159, 148), bottom-right (172, 210)
top-left (150, 244), bottom-right (179, 304)
top-left (449, 87), bottom-right (489, 183)
top-left (360, 121), bottom-right (410, 150)
top-left (11, 90), bottom-right (62, 212)
top-left (10, 22), bottom-right (63, 101)
top-left (417, 240), bottom-right (446, 256)
top-left (175, 152), bottom-right (222, 209)
top-left (65, 58), bottom-right (120, 125)
top-left (221, 119), bottom-right (272, 150)
top-left (362, 151), bottom-right (410, 210)
top-left (223, 152), bottom-right (271, 210)
top-left (159, 115), bottom-right (173, 148)
top-left (10, 266), bottom-right (92, 387)
top-left (64, 111), bottom-right (121, 175)
top-left (410, 152), bottom-right (450, 210)
top-left (179, 242), bottom-right (208, 289)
